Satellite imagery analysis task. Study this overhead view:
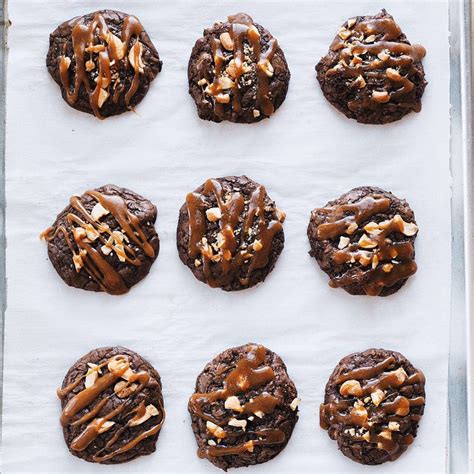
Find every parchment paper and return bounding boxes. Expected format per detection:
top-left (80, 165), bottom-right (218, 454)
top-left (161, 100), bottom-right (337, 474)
top-left (2, 0), bottom-right (451, 472)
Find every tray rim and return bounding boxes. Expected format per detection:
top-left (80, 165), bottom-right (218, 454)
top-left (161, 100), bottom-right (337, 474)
top-left (447, 0), bottom-right (472, 472)
top-left (0, 0), bottom-right (471, 471)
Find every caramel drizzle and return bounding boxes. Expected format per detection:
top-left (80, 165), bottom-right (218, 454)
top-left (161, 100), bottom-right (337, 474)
top-left (59, 13), bottom-right (145, 119)
top-left (207, 13), bottom-right (277, 117)
top-left (320, 356), bottom-right (425, 461)
top-left (315, 195), bottom-right (417, 296)
top-left (41, 190), bottom-right (154, 295)
top-left (189, 345), bottom-right (284, 459)
top-left (186, 179), bottom-right (283, 288)
top-left (329, 14), bottom-right (426, 111)
top-left (58, 354), bottom-right (165, 462)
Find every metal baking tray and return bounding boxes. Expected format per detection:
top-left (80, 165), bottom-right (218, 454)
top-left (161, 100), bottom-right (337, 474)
top-left (0, 0), bottom-right (471, 471)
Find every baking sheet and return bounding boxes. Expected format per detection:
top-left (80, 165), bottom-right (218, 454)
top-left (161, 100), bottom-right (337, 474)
top-left (1, 0), bottom-right (451, 472)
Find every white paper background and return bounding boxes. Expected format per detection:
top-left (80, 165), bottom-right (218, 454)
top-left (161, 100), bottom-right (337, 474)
top-left (2, 0), bottom-right (451, 472)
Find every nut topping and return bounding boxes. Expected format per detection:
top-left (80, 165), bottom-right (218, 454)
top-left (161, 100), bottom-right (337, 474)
top-left (228, 418), bottom-right (247, 431)
top-left (206, 207), bottom-right (222, 222)
top-left (372, 90), bottom-right (390, 103)
top-left (370, 388), bottom-right (385, 406)
top-left (224, 396), bottom-right (243, 412)
top-left (91, 202), bottom-right (110, 221)
top-left (97, 420), bottom-right (115, 434)
top-left (219, 32), bottom-right (234, 51)
top-left (129, 404), bottom-right (160, 427)
top-left (206, 421), bottom-right (227, 439)
top-left (339, 380), bottom-right (363, 397)
top-left (290, 397), bottom-right (301, 411)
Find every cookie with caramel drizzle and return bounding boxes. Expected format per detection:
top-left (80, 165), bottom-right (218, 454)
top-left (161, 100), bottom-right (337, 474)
top-left (320, 348), bottom-right (425, 465)
top-left (316, 9), bottom-right (427, 124)
top-left (189, 344), bottom-right (299, 470)
top-left (188, 13), bottom-right (290, 123)
top-left (46, 10), bottom-right (162, 119)
top-left (307, 186), bottom-right (418, 296)
top-left (58, 346), bottom-right (165, 464)
top-left (177, 176), bottom-right (285, 291)
top-left (41, 184), bottom-right (159, 295)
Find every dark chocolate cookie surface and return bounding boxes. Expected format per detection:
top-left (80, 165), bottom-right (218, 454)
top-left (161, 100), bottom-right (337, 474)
top-left (177, 175), bottom-right (285, 291)
top-left (188, 13), bottom-right (290, 123)
top-left (41, 184), bottom-right (159, 295)
top-left (307, 186), bottom-right (418, 296)
top-left (47, 10), bottom-right (162, 119)
top-left (188, 343), bottom-right (299, 471)
top-left (58, 346), bottom-right (165, 464)
top-left (316, 10), bottom-right (427, 124)
top-left (320, 348), bottom-right (425, 465)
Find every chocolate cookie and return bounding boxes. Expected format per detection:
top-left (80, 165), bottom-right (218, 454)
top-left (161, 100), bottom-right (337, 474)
top-left (58, 346), bottom-right (165, 464)
top-left (177, 176), bottom-right (285, 291)
top-left (47, 10), bottom-right (162, 119)
top-left (316, 10), bottom-right (427, 124)
top-left (307, 186), bottom-right (418, 296)
top-left (188, 343), bottom-right (299, 471)
top-left (41, 184), bottom-right (159, 295)
top-left (188, 13), bottom-right (290, 123)
top-left (320, 348), bottom-right (425, 465)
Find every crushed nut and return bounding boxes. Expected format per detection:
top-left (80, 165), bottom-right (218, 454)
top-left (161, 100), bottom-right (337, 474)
top-left (372, 254), bottom-right (379, 269)
top-left (72, 253), bottom-right (84, 272)
top-left (338, 236), bottom-right (350, 249)
top-left (378, 51), bottom-right (390, 61)
top-left (194, 259), bottom-right (202, 267)
top-left (351, 405), bottom-right (368, 424)
top-left (340, 380), bottom-right (363, 397)
top-left (383, 263), bottom-right (393, 273)
top-left (365, 34), bottom-right (376, 43)
top-left (354, 75), bottom-right (366, 89)
top-left (98, 420), bottom-right (115, 434)
top-left (224, 396), bottom-right (243, 412)
top-left (208, 439), bottom-right (217, 446)
top-left (114, 380), bottom-right (138, 398)
top-left (219, 32), bottom-right (234, 51)
top-left (197, 78), bottom-right (207, 86)
top-left (218, 76), bottom-right (235, 90)
top-left (364, 222), bottom-right (382, 235)
top-left (388, 421), bottom-right (400, 431)
top-left (290, 398), bottom-right (301, 411)
top-left (97, 88), bottom-right (109, 109)
top-left (338, 27), bottom-right (352, 40)
top-left (85, 60), bottom-right (95, 72)
top-left (228, 418), bottom-right (247, 431)
top-left (254, 410), bottom-right (265, 419)
top-left (358, 234), bottom-right (377, 249)
top-left (346, 222), bottom-right (358, 235)
top-left (130, 404), bottom-right (160, 427)
top-left (253, 109), bottom-right (260, 118)
top-left (386, 68), bottom-right (402, 81)
top-left (206, 421), bottom-right (227, 439)
top-left (347, 18), bottom-right (357, 28)
top-left (372, 90), bottom-right (390, 103)
top-left (108, 33), bottom-right (126, 60)
top-left (215, 93), bottom-right (230, 104)
top-left (206, 207), bottom-right (222, 222)
top-left (91, 202), bottom-right (110, 221)
top-left (370, 389), bottom-right (385, 406)
top-left (252, 240), bottom-right (263, 251)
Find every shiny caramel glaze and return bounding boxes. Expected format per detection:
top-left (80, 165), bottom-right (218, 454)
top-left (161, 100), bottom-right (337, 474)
top-left (41, 186), bottom-right (157, 295)
top-left (179, 176), bottom-right (285, 291)
top-left (58, 348), bottom-right (165, 464)
top-left (188, 344), bottom-right (299, 469)
top-left (320, 349), bottom-right (425, 465)
top-left (308, 187), bottom-right (418, 296)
